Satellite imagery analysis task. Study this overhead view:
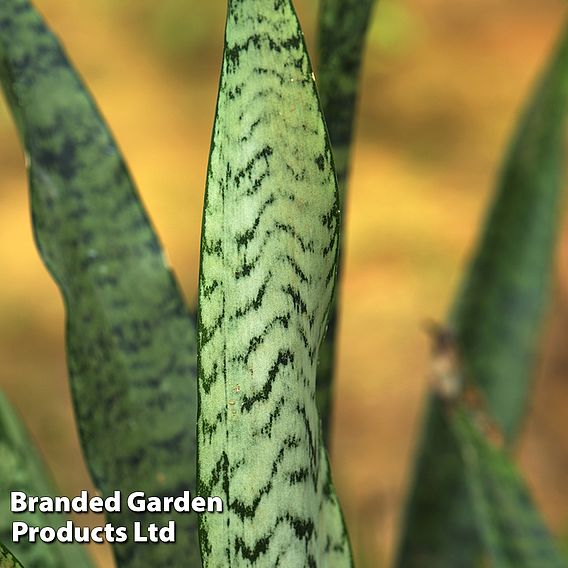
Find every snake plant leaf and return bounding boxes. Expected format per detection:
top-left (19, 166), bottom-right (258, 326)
top-left (450, 404), bottom-right (567, 568)
top-left (0, 393), bottom-right (92, 568)
top-left (452, 22), bottom-right (568, 443)
top-left (0, 1), bottom-right (199, 566)
top-left (315, 0), bottom-right (376, 445)
top-left (317, 0), bottom-right (376, 208)
top-left (397, 17), bottom-right (568, 568)
top-left (1, 542), bottom-right (24, 568)
top-left (197, 0), bottom-right (352, 565)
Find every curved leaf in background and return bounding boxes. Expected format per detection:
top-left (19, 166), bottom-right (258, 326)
top-left (0, 542), bottom-right (23, 568)
top-left (0, 1), bottom-right (199, 566)
top-left (0, 392), bottom-right (91, 568)
top-left (198, 0), bottom-right (352, 565)
top-left (450, 403), bottom-right (567, 568)
top-left (316, 0), bottom-right (376, 445)
top-left (397, 16), bottom-right (568, 567)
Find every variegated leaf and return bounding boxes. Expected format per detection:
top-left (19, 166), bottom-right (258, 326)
top-left (197, 0), bottom-right (352, 565)
top-left (316, 0), bottom-right (376, 446)
top-left (0, 392), bottom-right (93, 567)
top-left (0, 2), bottom-right (199, 566)
top-left (0, 542), bottom-right (23, 568)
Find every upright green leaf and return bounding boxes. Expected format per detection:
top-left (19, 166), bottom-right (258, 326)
top-left (450, 405), bottom-right (567, 568)
top-left (317, 0), bottom-right (376, 208)
top-left (453, 40), bottom-right (568, 443)
top-left (0, 1), bottom-right (199, 566)
top-left (0, 392), bottom-right (91, 568)
top-left (397, 18), bottom-right (568, 567)
top-left (1, 542), bottom-right (23, 568)
top-left (316, 0), bottom-right (376, 445)
top-left (198, 0), bottom-right (352, 565)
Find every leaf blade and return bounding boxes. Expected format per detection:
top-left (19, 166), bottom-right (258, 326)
top-left (1, 541), bottom-right (24, 568)
top-left (450, 404), bottom-right (567, 568)
top-left (397, 17), bottom-right (568, 567)
top-left (315, 0), bottom-right (376, 445)
top-left (0, 392), bottom-right (93, 568)
top-left (0, 2), bottom-right (199, 566)
top-left (197, 0), bottom-right (352, 565)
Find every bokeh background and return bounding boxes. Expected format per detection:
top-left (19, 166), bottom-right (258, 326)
top-left (1, 0), bottom-right (568, 566)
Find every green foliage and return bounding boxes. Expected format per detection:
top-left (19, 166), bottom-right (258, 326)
top-left (397, 17), bottom-right (568, 567)
top-left (453, 28), bottom-right (568, 443)
top-left (197, 0), bottom-right (352, 565)
top-left (0, 393), bottom-right (92, 567)
top-left (449, 404), bottom-right (567, 567)
top-left (109, 0), bottom-right (226, 63)
top-left (316, 0), bottom-right (376, 445)
top-left (367, 0), bottom-right (417, 55)
top-left (0, 0), bottom-right (199, 566)
top-left (0, 542), bottom-right (23, 568)
top-left (1, 1), bottom-right (567, 567)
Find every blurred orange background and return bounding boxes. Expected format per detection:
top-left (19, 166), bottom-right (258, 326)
top-left (1, 0), bottom-right (568, 566)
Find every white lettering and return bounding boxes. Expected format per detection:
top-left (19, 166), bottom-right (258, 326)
top-left (12, 522), bottom-right (28, 542)
top-left (10, 492), bottom-right (27, 513)
top-left (207, 496), bottom-right (224, 512)
top-left (127, 491), bottom-right (146, 512)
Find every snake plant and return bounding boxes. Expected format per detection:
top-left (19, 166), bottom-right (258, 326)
top-left (0, 0), bottom-right (567, 567)
top-left (397, 14), bottom-right (568, 568)
top-left (0, 542), bottom-right (23, 568)
top-left (0, 0), bottom-right (199, 565)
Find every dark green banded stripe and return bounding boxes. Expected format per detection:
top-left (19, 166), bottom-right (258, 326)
top-left (0, 542), bottom-right (23, 568)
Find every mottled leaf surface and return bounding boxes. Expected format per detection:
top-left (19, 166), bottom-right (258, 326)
top-left (0, 542), bottom-right (23, 568)
top-left (0, 1), bottom-right (199, 566)
top-left (317, 0), bottom-right (376, 208)
top-left (0, 393), bottom-right (91, 568)
top-left (198, 0), bottom-right (352, 565)
top-left (315, 0), bottom-right (376, 444)
top-left (397, 17), bottom-right (568, 568)
top-left (450, 405), bottom-right (567, 568)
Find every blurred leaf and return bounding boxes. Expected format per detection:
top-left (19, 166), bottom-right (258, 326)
top-left (397, 16), bottom-right (568, 568)
top-left (99, 0), bottom-right (225, 66)
top-left (197, 0), bottom-right (352, 565)
top-left (0, 392), bottom-right (92, 568)
top-left (316, 0), bottom-right (375, 445)
top-left (0, 542), bottom-right (23, 568)
top-left (150, 1), bottom-right (225, 61)
top-left (367, 0), bottom-right (418, 56)
top-left (0, 1), bottom-right (199, 566)
top-left (452, 38), bottom-right (568, 443)
top-left (450, 403), bottom-right (567, 568)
